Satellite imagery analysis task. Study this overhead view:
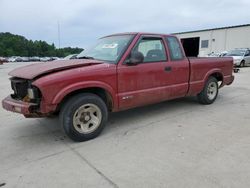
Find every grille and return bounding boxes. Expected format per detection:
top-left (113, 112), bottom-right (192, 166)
top-left (10, 77), bottom-right (28, 100)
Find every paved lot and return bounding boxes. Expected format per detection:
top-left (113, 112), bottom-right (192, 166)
top-left (0, 62), bottom-right (250, 188)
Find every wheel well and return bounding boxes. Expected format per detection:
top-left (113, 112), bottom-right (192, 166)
top-left (57, 87), bottom-right (113, 113)
top-left (210, 72), bottom-right (223, 81)
top-left (210, 72), bottom-right (223, 87)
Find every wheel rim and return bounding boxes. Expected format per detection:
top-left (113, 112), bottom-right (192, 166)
top-left (207, 82), bottom-right (217, 100)
top-left (73, 103), bottom-right (102, 134)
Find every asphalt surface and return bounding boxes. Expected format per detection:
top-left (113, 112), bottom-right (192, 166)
top-left (0, 62), bottom-right (250, 188)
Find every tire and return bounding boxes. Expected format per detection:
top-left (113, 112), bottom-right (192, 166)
top-left (59, 93), bottom-right (108, 142)
top-left (240, 60), bottom-right (245, 67)
top-left (197, 77), bottom-right (218, 105)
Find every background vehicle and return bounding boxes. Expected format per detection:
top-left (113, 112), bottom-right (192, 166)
top-left (2, 32), bottom-right (234, 142)
top-left (225, 48), bottom-right (250, 67)
top-left (39, 57), bottom-right (52, 62)
top-left (51, 57), bottom-right (62, 61)
top-left (0, 57), bottom-right (7, 64)
top-left (206, 51), bottom-right (228, 57)
top-left (219, 51), bottom-right (228, 57)
top-left (21, 57), bottom-right (29, 62)
top-left (206, 52), bottom-right (221, 57)
top-left (8, 56), bottom-right (19, 62)
top-left (63, 54), bottom-right (78, 60)
top-left (29, 56), bottom-right (40, 62)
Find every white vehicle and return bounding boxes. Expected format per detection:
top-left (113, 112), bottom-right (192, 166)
top-left (206, 51), bottom-right (228, 57)
top-left (7, 56), bottom-right (23, 62)
top-left (63, 54), bottom-right (78, 60)
top-left (219, 51), bottom-right (228, 57)
top-left (207, 52), bottom-right (220, 57)
top-left (225, 48), bottom-right (250, 67)
top-left (40, 57), bottom-right (51, 62)
top-left (8, 56), bottom-right (18, 62)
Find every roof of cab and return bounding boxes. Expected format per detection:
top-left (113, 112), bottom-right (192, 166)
top-left (103, 32), bottom-right (174, 38)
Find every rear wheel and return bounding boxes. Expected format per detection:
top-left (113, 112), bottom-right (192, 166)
top-left (197, 77), bottom-right (218, 105)
top-left (59, 93), bottom-right (108, 142)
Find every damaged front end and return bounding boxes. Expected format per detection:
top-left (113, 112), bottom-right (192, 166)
top-left (2, 77), bottom-right (43, 117)
top-left (10, 77), bottom-right (41, 103)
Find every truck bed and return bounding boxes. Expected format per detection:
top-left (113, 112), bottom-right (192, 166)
top-left (187, 57), bottom-right (234, 96)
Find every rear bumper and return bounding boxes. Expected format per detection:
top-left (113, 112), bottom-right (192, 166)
top-left (2, 95), bottom-right (38, 115)
top-left (224, 75), bottom-right (234, 86)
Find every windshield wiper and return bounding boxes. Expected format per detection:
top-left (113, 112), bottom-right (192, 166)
top-left (77, 56), bottom-right (94, 60)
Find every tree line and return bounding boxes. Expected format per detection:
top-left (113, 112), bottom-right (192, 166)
top-left (0, 32), bottom-right (83, 57)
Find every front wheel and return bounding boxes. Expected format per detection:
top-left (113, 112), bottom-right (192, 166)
top-left (240, 60), bottom-right (245, 67)
top-left (59, 93), bottom-right (108, 142)
top-left (197, 77), bottom-right (218, 105)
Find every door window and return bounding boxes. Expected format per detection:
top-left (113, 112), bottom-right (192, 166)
top-left (133, 38), bottom-right (167, 63)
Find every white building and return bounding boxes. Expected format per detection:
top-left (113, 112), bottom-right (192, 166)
top-left (174, 24), bottom-right (250, 57)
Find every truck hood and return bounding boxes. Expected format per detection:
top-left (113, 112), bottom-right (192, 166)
top-left (9, 59), bottom-right (104, 79)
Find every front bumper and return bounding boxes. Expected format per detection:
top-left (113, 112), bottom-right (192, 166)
top-left (233, 61), bottom-right (241, 66)
top-left (2, 95), bottom-right (38, 115)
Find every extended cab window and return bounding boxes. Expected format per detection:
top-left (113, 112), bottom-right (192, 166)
top-left (133, 37), bottom-right (167, 63)
top-left (166, 37), bottom-right (184, 60)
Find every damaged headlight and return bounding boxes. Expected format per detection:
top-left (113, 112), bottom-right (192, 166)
top-left (27, 88), bottom-right (35, 99)
top-left (27, 86), bottom-right (40, 100)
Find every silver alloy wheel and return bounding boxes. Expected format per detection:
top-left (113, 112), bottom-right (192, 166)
top-left (207, 82), bottom-right (217, 100)
top-left (73, 103), bottom-right (102, 134)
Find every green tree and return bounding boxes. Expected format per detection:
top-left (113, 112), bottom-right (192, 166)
top-left (0, 32), bottom-right (83, 57)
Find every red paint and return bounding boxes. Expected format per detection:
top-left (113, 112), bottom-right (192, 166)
top-left (2, 96), bottom-right (37, 115)
top-left (9, 59), bottom-right (103, 79)
top-left (2, 32), bottom-right (234, 117)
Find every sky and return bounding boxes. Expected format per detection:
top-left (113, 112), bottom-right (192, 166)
top-left (0, 0), bottom-right (250, 49)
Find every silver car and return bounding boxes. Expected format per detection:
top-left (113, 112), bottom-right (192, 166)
top-left (226, 48), bottom-right (250, 67)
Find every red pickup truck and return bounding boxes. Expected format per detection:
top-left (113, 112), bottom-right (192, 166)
top-left (2, 32), bottom-right (234, 141)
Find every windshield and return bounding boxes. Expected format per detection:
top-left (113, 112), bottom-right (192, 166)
top-left (226, 49), bottom-right (246, 56)
top-left (77, 35), bottom-right (134, 63)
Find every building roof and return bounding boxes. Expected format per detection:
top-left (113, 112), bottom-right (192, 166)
top-left (173, 24), bottom-right (250, 35)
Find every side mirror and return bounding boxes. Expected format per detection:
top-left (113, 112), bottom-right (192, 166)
top-left (126, 51), bottom-right (144, 65)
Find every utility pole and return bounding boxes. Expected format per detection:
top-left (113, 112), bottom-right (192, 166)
top-left (57, 21), bottom-right (61, 49)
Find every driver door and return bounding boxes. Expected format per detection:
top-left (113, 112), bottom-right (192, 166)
top-left (117, 36), bottom-right (171, 110)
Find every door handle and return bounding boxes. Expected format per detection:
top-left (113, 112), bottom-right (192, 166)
top-left (164, 66), bottom-right (172, 72)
